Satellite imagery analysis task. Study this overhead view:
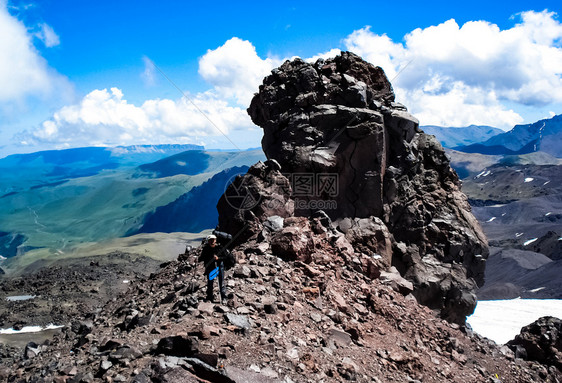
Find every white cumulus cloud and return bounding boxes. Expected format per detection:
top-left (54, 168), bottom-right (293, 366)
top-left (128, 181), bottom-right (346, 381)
top-left (198, 37), bottom-right (282, 106)
top-left (25, 87), bottom-right (255, 148)
top-left (19, 11), bottom-right (562, 152)
top-left (141, 56), bottom-right (156, 86)
top-left (0, 2), bottom-right (70, 115)
top-left (343, 10), bottom-right (562, 128)
top-left (305, 48), bottom-right (343, 63)
top-left (35, 22), bottom-right (60, 47)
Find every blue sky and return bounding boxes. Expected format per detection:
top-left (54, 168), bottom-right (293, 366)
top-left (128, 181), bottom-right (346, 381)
top-left (1, 0), bottom-right (561, 157)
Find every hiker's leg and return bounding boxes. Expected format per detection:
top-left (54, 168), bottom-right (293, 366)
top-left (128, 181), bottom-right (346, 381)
top-left (206, 277), bottom-right (214, 301)
top-left (219, 262), bottom-right (226, 299)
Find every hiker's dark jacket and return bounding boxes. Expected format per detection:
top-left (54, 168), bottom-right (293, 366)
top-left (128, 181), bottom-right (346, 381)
top-left (199, 244), bottom-right (221, 275)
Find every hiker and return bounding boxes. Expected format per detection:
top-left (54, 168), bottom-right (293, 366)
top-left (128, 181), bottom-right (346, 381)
top-left (199, 234), bottom-right (227, 302)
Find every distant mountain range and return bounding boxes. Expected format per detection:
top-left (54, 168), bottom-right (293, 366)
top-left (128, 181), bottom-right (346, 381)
top-left (447, 150), bottom-right (562, 178)
top-left (461, 164), bottom-right (562, 299)
top-left (0, 144), bottom-right (204, 196)
top-left (2, 113), bottom-right (561, 281)
top-left (454, 115), bottom-right (562, 157)
top-left (422, 117), bottom-right (562, 299)
top-left (421, 125), bottom-right (504, 148)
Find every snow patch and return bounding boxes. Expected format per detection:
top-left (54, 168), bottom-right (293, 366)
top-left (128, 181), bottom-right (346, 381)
top-left (487, 217), bottom-right (496, 222)
top-left (467, 299), bottom-right (562, 344)
top-left (515, 233), bottom-right (524, 238)
top-left (544, 180), bottom-right (550, 186)
top-left (529, 287), bottom-right (546, 293)
top-left (0, 324), bottom-right (63, 335)
top-left (524, 238), bottom-right (538, 246)
top-left (524, 177), bottom-right (534, 183)
top-left (546, 212), bottom-right (552, 216)
top-left (123, 280), bottom-right (130, 284)
top-left (475, 170), bottom-right (491, 179)
top-left (6, 295), bottom-right (36, 301)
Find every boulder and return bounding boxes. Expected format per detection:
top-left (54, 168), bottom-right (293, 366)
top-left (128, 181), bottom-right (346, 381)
top-left (270, 217), bottom-right (314, 262)
top-left (155, 336), bottom-right (199, 357)
top-left (340, 216), bottom-right (393, 267)
top-left (225, 313), bottom-right (251, 334)
top-left (379, 267), bottom-right (414, 295)
top-left (24, 342), bottom-right (40, 359)
top-left (507, 316), bottom-right (562, 369)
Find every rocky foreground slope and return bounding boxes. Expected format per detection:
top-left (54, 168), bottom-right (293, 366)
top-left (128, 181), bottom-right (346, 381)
top-left (1, 246), bottom-right (561, 382)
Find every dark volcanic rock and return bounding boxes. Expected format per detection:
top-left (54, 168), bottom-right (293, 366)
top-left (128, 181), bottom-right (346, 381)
top-left (526, 231), bottom-right (562, 261)
top-left (270, 217), bottom-right (315, 262)
top-left (217, 160), bottom-right (294, 244)
top-left (219, 51), bottom-right (489, 323)
top-left (155, 336), bottom-right (199, 357)
top-left (508, 316), bottom-right (562, 369)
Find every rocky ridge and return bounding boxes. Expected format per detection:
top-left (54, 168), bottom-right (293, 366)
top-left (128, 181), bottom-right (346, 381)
top-left (219, 52), bottom-right (488, 324)
top-left (0, 246), bottom-right (560, 382)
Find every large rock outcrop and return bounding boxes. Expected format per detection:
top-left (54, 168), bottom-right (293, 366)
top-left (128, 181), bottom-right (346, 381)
top-left (218, 51), bottom-right (488, 324)
top-left (508, 316), bottom-right (562, 369)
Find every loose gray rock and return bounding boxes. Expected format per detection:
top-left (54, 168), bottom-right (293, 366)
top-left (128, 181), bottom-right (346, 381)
top-left (225, 313), bottom-right (251, 334)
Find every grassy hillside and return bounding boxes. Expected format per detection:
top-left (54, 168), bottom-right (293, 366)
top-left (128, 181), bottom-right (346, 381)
top-left (0, 148), bottom-right (264, 271)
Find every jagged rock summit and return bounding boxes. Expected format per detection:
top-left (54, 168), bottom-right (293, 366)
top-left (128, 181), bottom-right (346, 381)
top-left (219, 51), bottom-right (488, 324)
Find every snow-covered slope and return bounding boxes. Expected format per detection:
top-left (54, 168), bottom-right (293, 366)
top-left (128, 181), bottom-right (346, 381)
top-left (467, 299), bottom-right (562, 344)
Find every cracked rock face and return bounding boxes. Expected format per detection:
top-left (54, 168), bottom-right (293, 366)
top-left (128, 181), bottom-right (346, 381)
top-left (220, 51), bottom-right (488, 323)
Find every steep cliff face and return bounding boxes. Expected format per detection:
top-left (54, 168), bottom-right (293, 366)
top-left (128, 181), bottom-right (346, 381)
top-left (219, 52), bottom-right (488, 323)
